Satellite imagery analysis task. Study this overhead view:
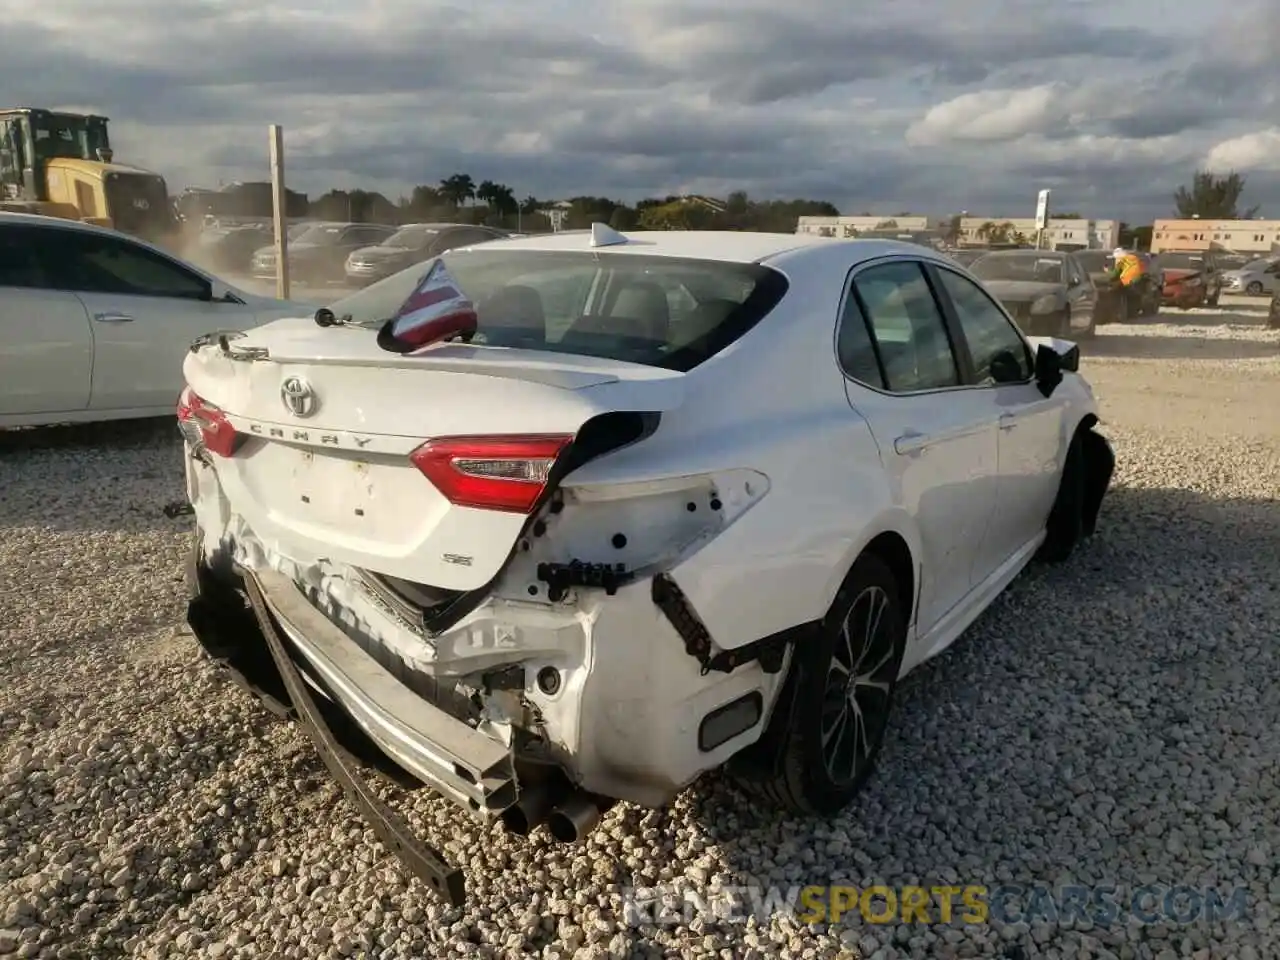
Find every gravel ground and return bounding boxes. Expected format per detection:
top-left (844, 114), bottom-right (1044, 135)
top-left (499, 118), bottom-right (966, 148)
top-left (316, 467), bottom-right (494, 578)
top-left (1, 305), bottom-right (1278, 960)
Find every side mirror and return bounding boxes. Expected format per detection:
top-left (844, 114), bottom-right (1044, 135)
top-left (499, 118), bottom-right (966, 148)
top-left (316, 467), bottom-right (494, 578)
top-left (1034, 342), bottom-right (1079, 397)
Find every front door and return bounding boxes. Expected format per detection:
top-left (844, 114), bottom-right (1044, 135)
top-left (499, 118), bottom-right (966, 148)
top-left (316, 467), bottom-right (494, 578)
top-left (931, 265), bottom-right (1067, 575)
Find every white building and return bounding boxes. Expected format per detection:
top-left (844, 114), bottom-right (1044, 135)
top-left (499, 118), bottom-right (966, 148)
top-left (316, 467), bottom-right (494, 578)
top-left (797, 215), bottom-right (939, 238)
top-left (956, 217), bottom-right (1118, 250)
top-left (797, 214), bottom-right (1118, 249)
top-left (1151, 219), bottom-right (1280, 254)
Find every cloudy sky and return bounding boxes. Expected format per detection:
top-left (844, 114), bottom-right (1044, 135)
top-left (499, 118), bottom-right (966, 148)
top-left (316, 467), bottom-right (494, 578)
top-left (3, 0), bottom-right (1278, 221)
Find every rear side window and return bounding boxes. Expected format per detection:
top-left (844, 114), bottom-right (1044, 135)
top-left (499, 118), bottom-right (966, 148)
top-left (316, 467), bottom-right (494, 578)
top-left (38, 229), bottom-right (210, 299)
top-left (329, 250), bottom-right (789, 372)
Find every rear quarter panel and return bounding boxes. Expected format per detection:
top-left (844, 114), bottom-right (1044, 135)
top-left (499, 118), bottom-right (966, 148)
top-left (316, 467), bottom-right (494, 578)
top-left (564, 251), bottom-right (910, 650)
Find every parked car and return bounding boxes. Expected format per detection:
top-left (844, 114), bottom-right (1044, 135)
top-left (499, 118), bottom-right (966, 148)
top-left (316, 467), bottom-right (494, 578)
top-left (250, 222), bottom-right (398, 284)
top-left (0, 212), bottom-right (304, 429)
top-left (1215, 253), bottom-right (1251, 272)
top-left (344, 223), bottom-right (509, 286)
top-left (179, 227), bottom-right (1114, 902)
top-left (1221, 257), bottom-right (1280, 296)
top-left (947, 249), bottom-right (987, 267)
top-left (195, 222), bottom-right (273, 274)
top-left (1156, 251), bottom-right (1223, 308)
top-left (967, 249), bottom-right (1098, 337)
top-left (1074, 250), bottom-right (1160, 322)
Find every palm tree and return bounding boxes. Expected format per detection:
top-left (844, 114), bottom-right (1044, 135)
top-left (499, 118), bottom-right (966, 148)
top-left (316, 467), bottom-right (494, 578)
top-left (438, 173), bottom-right (475, 208)
top-left (489, 184), bottom-right (516, 217)
top-left (475, 180), bottom-right (498, 209)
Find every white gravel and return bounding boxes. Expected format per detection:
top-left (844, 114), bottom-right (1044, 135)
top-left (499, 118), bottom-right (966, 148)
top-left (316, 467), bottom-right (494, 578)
top-left (2, 305), bottom-right (1278, 960)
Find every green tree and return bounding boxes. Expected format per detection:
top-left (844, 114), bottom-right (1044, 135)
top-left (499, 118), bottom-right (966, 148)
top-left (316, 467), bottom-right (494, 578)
top-left (438, 173), bottom-right (475, 208)
top-left (519, 195), bottom-right (540, 214)
top-left (405, 184), bottom-right (445, 220)
top-left (488, 183), bottom-right (517, 218)
top-left (1174, 170), bottom-right (1260, 219)
top-left (608, 205), bottom-right (638, 231)
top-left (943, 214), bottom-right (963, 243)
top-left (475, 179), bottom-right (498, 209)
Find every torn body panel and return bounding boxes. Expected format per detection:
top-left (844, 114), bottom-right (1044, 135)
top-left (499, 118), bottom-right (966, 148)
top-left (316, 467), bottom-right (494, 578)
top-left (186, 450), bottom-right (789, 809)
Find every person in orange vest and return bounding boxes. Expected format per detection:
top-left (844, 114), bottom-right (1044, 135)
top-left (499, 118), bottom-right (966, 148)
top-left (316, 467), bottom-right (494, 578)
top-left (1109, 247), bottom-right (1147, 319)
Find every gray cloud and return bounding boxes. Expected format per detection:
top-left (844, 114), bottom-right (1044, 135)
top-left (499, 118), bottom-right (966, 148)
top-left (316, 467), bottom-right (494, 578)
top-left (0, 0), bottom-right (1276, 222)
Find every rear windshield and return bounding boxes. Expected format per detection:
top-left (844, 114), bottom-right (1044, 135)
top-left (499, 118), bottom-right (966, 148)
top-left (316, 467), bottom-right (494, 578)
top-left (385, 225), bottom-right (437, 248)
top-left (295, 224), bottom-right (346, 245)
top-left (326, 249), bottom-right (789, 372)
top-left (970, 253), bottom-right (1065, 283)
top-left (1159, 252), bottom-right (1206, 270)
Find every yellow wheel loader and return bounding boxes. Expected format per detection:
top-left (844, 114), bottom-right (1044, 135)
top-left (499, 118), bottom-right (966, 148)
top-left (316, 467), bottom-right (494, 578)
top-left (0, 107), bottom-right (177, 243)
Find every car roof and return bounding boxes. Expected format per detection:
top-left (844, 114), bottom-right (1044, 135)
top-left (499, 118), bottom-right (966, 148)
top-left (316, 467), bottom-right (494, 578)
top-left (458, 228), bottom-right (948, 267)
top-left (0, 210), bottom-right (128, 237)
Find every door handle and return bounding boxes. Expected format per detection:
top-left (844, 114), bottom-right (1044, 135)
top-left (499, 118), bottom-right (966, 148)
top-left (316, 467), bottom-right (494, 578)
top-left (93, 312), bottom-right (134, 323)
top-left (894, 430), bottom-right (930, 455)
top-left (999, 413), bottom-right (1018, 432)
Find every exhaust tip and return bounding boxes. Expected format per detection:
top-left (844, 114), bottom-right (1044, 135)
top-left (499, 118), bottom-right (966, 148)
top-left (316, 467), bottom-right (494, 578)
top-left (546, 810), bottom-right (582, 844)
top-left (501, 805), bottom-right (537, 837)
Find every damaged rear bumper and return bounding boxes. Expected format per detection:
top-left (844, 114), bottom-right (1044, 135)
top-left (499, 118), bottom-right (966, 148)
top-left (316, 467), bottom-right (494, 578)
top-left (246, 567), bottom-right (517, 816)
top-left (238, 569), bottom-right (469, 904)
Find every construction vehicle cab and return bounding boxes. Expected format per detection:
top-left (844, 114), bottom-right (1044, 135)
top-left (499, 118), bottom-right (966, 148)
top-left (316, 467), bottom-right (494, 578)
top-left (0, 108), bottom-right (175, 242)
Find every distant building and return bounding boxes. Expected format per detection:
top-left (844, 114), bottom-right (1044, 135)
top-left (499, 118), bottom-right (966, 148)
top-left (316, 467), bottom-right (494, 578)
top-left (797, 214), bottom-right (1117, 249)
top-left (956, 217), bottom-right (1116, 250)
top-left (797, 215), bottom-right (938, 238)
top-left (1151, 219), bottom-right (1280, 254)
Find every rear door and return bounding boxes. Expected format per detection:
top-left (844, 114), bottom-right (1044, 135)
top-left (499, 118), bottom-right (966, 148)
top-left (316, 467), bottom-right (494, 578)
top-left (34, 226), bottom-right (263, 411)
top-left (0, 223), bottom-right (94, 416)
top-left (836, 257), bottom-right (1001, 634)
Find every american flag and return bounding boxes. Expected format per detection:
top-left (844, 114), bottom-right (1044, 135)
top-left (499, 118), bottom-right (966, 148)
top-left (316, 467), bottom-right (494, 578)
top-left (389, 259), bottom-right (478, 350)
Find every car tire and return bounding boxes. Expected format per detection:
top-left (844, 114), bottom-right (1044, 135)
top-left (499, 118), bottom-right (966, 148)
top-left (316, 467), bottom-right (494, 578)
top-left (1036, 422), bottom-right (1113, 563)
top-left (1247, 281), bottom-right (1264, 295)
top-left (1077, 307), bottom-right (1096, 340)
top-left (732, 553), bottom-right (907, 816)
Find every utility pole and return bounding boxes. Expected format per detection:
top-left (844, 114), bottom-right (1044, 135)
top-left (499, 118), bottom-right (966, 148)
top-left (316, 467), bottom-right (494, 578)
top-left (269, 124), bottom-right (290, 300)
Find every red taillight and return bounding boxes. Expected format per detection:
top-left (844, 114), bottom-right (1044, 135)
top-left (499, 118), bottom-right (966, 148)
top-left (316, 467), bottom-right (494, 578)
top-left (410, 435), bottom-right (574, 513)
top-left (176, 386), bottom-right (242, 457)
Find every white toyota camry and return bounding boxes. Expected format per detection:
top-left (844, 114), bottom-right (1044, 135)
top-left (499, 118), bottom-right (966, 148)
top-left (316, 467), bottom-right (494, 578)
top-left (178, 225), bottom-right (1114, 903)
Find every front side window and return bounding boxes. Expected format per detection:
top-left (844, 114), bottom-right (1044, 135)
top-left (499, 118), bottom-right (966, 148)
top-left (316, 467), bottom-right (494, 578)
top-left (849, 261), bottom-right (959, 392)
top-left (0, 226), bottom-right (51, 288)
top-left (935, 268), bottom-right (1032, 384)
top-left (328, 250), bottom-right (788, 372)
top-left (41, 229), bottom-right (209, 299)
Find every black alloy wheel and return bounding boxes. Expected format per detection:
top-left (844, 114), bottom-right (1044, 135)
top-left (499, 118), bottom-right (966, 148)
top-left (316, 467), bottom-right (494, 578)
top-left (735, 553), bottom-right (907, 816)
top-left (818, 582), bottom-right (900, 790)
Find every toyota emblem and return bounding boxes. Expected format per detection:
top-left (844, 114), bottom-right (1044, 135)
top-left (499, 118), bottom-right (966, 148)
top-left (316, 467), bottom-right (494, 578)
top-left (280, 376), bottom-right (317, 417)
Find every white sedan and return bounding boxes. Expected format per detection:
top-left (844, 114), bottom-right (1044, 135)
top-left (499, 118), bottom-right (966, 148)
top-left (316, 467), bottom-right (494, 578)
top-left (0, 211), bottom-right (306, 428)
top-left (177, 225), bottom-right (1114, 902)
